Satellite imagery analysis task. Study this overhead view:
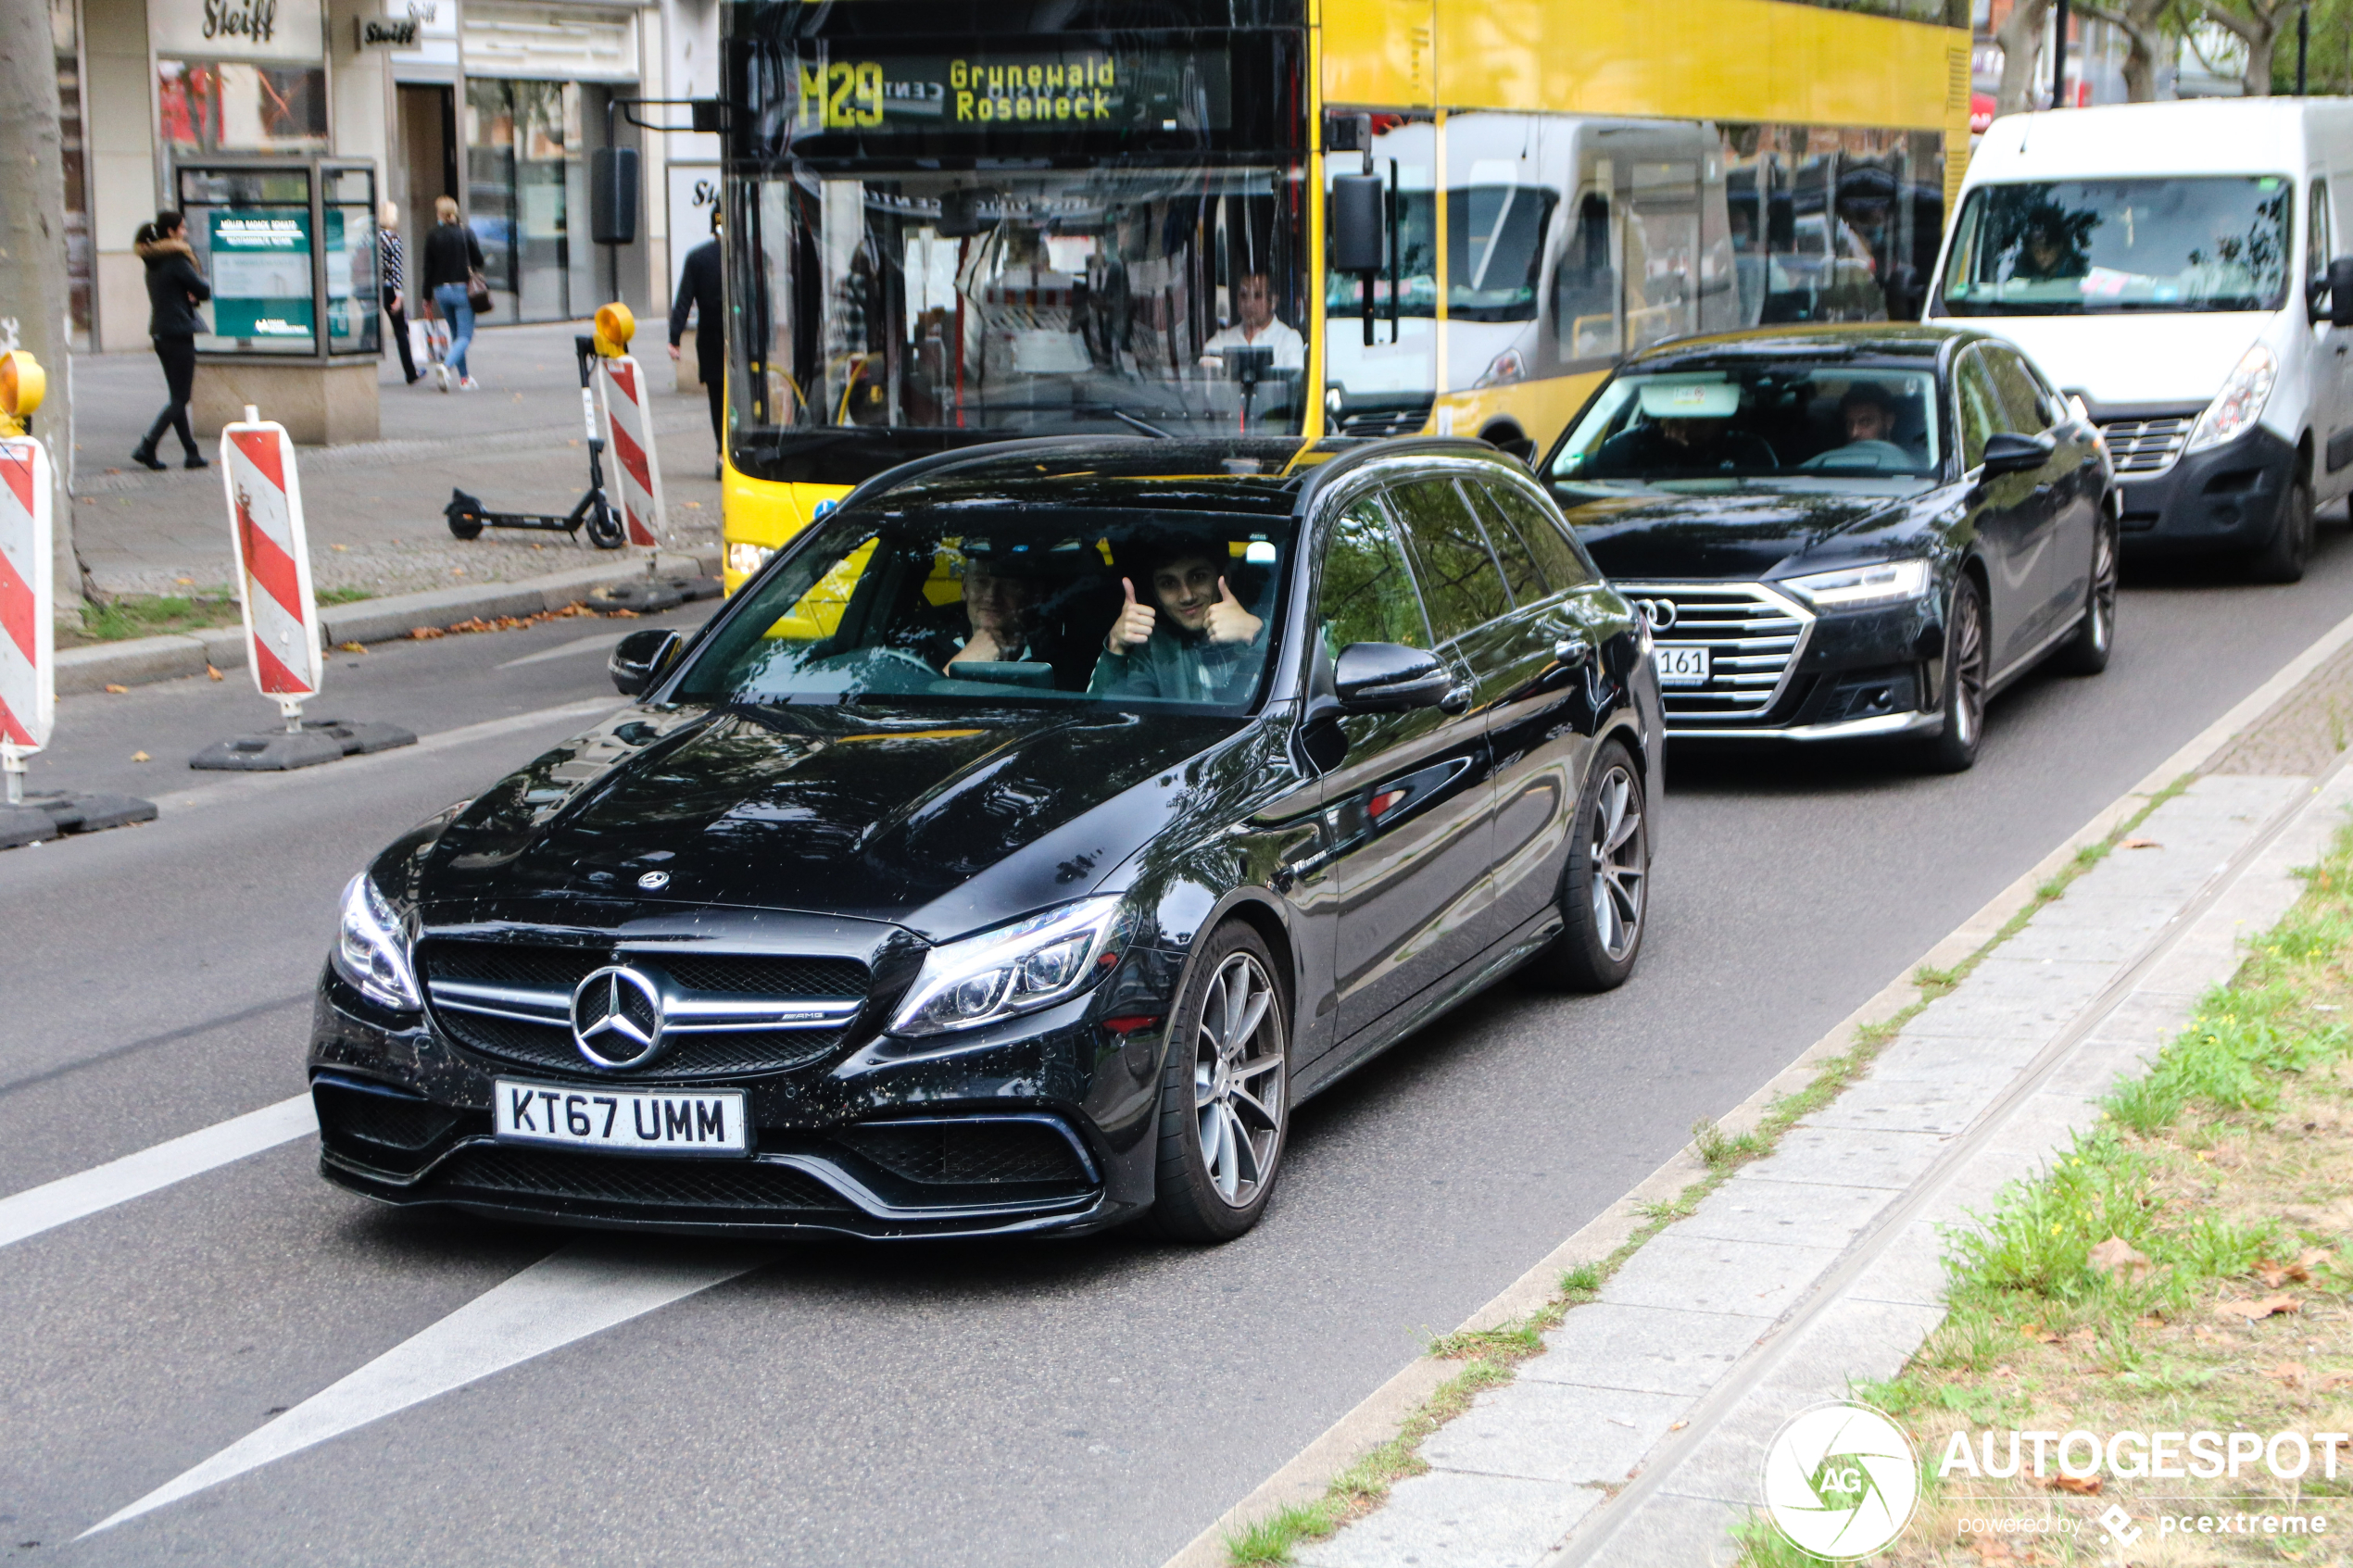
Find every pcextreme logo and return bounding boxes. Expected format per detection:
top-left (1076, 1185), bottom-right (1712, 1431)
top-left (1762, 1401), bottom-right (1921, 1560)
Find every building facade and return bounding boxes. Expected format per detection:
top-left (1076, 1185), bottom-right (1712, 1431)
top-left (56, 0), bottom-right (724, 354)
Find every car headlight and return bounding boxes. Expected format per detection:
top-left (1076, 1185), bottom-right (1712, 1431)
top-left (1474, 347), bottom-right (1526, 389)
top-left (2186, 343), bottom-right (2276, 453)
top-left (333, 872), bottom-right (421, 1010)
top-left (1781, 558), bottom-right (1933, 612)
top-left (725, 541), bottom-right (774, 577)
top-left (889, 897), bottom-right (1126, 1038)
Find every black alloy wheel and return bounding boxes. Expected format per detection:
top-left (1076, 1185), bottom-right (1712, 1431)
top-left (1148, 922), bottom-right (1290, 1242)
top-left (1919, 574), bottom-right (1987, 773)
top-left (2054, 508), bottom-right (2118, 676)
top-left (1533, 736), bottom-right (1649, 992)
top-left (2248, 475), bottom-right (2314, 583)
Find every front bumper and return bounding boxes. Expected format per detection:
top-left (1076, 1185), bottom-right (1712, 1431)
top-left (308, 954), bottom-right (1177, 1240)
top-left (2106, 417), bottom-right (2296, 552)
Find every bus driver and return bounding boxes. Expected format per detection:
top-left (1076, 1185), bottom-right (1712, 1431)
top-left (1202, 272), bottom-right (1304, 371)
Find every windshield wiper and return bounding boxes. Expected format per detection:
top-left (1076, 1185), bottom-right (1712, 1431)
top-left (1107, 408), bottom-right (1175, 439)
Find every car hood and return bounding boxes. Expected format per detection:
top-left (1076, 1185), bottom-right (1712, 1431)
top-left (412, 703), bottom-right (1245, 940)
top-left (1554, 485), bottom-right (1916, 580)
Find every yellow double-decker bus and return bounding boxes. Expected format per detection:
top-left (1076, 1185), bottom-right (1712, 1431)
top-left (713, 0), bottom-right (1970, 591)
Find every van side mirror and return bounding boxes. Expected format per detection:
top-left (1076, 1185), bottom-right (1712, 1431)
top-left (1980, 430), bottom-right (2055, 477)
top-left (2330, 256), bottom-right (2353, 329)
top-left (590, 146), bottom-right (639, 245)
top-left (1330, 174), bottom-right (1385, 275)
top-left (610, 628), bottom-right (680, 696)
top-left (1333, 642), bottom-right (1451, 712)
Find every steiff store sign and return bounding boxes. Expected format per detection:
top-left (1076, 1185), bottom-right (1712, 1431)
top-left (152, 0), bottom-right (326, 62)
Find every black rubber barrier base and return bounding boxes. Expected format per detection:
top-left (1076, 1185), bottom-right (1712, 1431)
top-left (189, 719), bottom-right (420, 771)
top-left (586, 574), bottom-right (724, 615)
top-left (0, 792), bottom-right (160, 850)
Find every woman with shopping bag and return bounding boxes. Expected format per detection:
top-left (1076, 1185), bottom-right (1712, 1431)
top-left (420, 195), bottom-right (488, 392)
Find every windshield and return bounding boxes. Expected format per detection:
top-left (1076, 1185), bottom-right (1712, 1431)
top-left (1938, 177), bottom-right (2292, 316)
top-left (728, 164), bottom-right (1308, 452)
top-left (675, 507), bottom-right (1297, 713)
top-left (1551, 363), bottom-right (1943, 481)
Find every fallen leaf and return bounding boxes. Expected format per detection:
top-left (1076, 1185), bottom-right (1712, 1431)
top-left (2264, 1361), bottom-right (2309, 1387)
top-left (175, 576), bottom-right (194, 585)
top-left (408, 626), bottom-right (446, 640)
top-left (206, 663), bottom-right (222, 681)
top-left (2216, 1294), bottom-right (2303, 1322)
top-left (129, 750), bottom-right (149, 762)
top-left (1668, 1420), bottom-right (1688, 1431)
top-left (2066, 1327), bottom-right (2097, 1348)
top-left (2122, 837), bottom-right (2161, 849)
top-left (2046, 1474), bottom-right (2102, 1495)
top-left (338, 642), bottom-right (365, 654)
top-left (2090, 1236), bottom-right (2154, 1286)
top-left (331, 543), bottom-right (348, 551)
top-left (104, 684), bottom-right (128, 694)
top-left (2020, 1323), bottom-right (2063, 1344)
top-left (2300, 1247), bottom-right (2334, 1274)
top-left (2136, 1315), bottom-right (2168, 1330)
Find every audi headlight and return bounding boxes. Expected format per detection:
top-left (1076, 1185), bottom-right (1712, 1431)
top-left (1782, 558), bottom-right (1932, 612)
top-left (725, 541), bottom-right (774, 577)
top-left (2186, 343), bottom-right (2277, 454)
top-left (333, 872), bottom-right (421, 1010)
top-left (889, 897), bottom-right (1125, 1038)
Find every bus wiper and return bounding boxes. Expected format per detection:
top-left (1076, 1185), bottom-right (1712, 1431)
top-left (1107, 408), bottom-right (1175, 439)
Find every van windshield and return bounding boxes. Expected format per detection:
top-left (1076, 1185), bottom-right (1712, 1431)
top-left (1937, 177), bottom-right (2292, 315)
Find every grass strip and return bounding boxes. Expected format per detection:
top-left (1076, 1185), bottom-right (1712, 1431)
top-left (65, 585), bottom-right (372, 646)
top-left (1224, 776), bottom-right (2198, 1567)
top-left (1731, 811), bottom-right (2353, 1565)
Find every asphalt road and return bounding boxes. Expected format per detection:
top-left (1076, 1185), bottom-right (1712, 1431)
top-left (5, 536), bottom-right (2352, 1566)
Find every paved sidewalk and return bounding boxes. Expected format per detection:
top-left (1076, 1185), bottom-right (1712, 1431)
top-left (1291, 760), bottom-right (2351, 1568)
top-left (59, 321), bottom-right (724, 599)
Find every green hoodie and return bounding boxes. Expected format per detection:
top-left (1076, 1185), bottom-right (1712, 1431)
top-left (1087, 621), bottom-right (1271, 705)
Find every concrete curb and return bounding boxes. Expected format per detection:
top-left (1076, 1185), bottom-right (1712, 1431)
top-left (54, 548), bottom-right (719, 696)
top-left (1160, 596), bottom-right (2353, 1568)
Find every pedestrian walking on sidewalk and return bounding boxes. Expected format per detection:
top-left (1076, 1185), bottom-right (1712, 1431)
top-left (131, 210), bottom-right (212, 471)
top-left (421, 195), bottom-right (485, 392)
top-left (669, 205), bottom-right (726, 480)
top-left (380, 200), bottom-right (420, 385)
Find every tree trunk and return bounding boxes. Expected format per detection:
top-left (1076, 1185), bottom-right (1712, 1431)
top-left (1997, 0), bottom-right (2057, 115)
top-left (0, 0), bottom-right (82, 625)
top-left (2077, 1), bottom-right (2166, 100)
top-left (2203, 0), bottom-right (2290, 95)
top-left (2244, 29), bottom-right (2277, 92)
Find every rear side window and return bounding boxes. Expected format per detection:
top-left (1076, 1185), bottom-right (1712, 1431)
top-left (1388, 479), bottom-right (1513, 640)
top-left (1982, 345), bottom-right (2051, 435)
top-left (1320, 500), bottom-right (1432, 651)
top-left (1476, 483), bottom-right (1593, 595)
top-left (1953, 346), bottom-right (2004, 470)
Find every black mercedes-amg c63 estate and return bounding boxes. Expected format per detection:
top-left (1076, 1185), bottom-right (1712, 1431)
top-left (310, 436), bottom-right (1662, 1241)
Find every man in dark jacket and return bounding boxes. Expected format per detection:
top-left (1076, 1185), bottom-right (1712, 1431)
top-left (670, 207), bottom-right (725, 477)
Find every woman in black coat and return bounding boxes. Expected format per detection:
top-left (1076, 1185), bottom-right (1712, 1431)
top-left (132, 210), bottom-right (213, 470)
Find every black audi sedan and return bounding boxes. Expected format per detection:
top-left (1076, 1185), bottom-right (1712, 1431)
top-left (1543, 324), bottom-right (2119, 770)
top-left (311, 437), bottom-right (1661, 1242)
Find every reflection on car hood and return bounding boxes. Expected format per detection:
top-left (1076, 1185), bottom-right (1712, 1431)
top-left (1551, 484), bottom-right (1915, 580)
top-left (413, 703), bottom-right (1244, 939)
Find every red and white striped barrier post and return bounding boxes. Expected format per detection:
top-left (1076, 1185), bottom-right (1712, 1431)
top-left (220, 406), bottom-right (323, 731)
top-left (0, 434), bottom-right (54, 806)
top-left (598, 352), bottom-right (666, 549)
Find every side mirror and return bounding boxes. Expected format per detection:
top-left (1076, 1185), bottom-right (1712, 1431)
top-left (2330, 256), bottom-right (2353, 329)
top-left (1979, 430), bottom-right (2056, 477)
top-left (610, 628), bottom-right (681, 696)
top-left (1333, 642), bottom-right (1451, 712)
top-left (1330, 174), bottom-right (1385, 275)
top-left (590, 146), bottom-right (639, 245)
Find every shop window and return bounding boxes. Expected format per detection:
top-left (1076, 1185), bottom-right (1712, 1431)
top-left (157, 58), bottom-right (326, 154)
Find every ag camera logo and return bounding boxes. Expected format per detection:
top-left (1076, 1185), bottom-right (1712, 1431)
top-left (1763, 1401), bottom-right (1920, 1560)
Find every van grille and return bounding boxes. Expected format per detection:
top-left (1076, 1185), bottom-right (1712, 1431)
top-left (1621, 582), bottom-right (1813, 725)
top-left (2097, 414), bottom-right (2196, 476)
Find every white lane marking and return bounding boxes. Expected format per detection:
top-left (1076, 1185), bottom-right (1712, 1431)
top-left (0, 1095), bottom-right (316, 1250)
top-left (81, 1240), bottom-right (767, 1537)
top-left (497, 632), bottom-right (628, 669)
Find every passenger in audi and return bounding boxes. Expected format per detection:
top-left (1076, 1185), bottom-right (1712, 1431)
top-left (1592, 406), bottom-right (1778, 477)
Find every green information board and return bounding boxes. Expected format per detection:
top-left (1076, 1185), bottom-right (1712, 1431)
top-left (208, 208), bottom-right (314, 346)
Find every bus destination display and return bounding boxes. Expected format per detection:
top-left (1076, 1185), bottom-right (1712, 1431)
top-left (786, 46), bottom-right (1231, 134)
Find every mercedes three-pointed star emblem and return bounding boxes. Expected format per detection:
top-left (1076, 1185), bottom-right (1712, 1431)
top-left (570, 964), bottom-right (667, 1069)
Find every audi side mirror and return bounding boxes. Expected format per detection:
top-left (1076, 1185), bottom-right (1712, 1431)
top-left (1333, 642), bottom-right (1451, 712)
top-left (1979, 430), bottom-right (2055, 477)
top-left (610, 628), bottom-right (681, 696)
top-left (2330, 256), bottom-right (2353, 328)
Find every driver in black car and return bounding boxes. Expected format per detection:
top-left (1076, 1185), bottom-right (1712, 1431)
top-left (1804, 382), bottom-right (1923, 470)
top-left (1593, 409), bottom-right (1778, 476)
top-left (943, 550), bottom-right (1047, 673)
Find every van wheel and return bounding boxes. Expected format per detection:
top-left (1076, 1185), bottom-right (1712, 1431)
top-left (1147, 922), bottom-right (1290, 1243)
top-left (1530, 737), bottom-right (1648, 992)
top-left (2248, 477), bottom-right (2314, 583)
top-left (2052, 510), bottom-right (2117, 676)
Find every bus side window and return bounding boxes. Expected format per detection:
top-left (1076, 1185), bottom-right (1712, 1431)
top-left (1554, 189), bottom-right (1618, 362)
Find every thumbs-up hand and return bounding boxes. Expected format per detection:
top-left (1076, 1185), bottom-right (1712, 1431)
top-left (1202, 576), bottom-right (1263, 646)
top-left (1107, 577), bottom-right (1156, 654)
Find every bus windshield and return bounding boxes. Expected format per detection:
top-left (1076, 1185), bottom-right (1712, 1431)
top-left (728, 164), bottom-right (1309, 456)
top-left (1938, 176), bottom-right (2292, 316)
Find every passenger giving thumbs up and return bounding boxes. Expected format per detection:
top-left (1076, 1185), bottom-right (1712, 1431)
top-left (1202, 576), bottom-right (1263, 646)
top-left (1107, 576), bottom-right (1156, 654)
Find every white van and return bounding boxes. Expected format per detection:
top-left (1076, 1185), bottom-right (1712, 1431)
top-left (1929, 99), bottom-right (2353, 580)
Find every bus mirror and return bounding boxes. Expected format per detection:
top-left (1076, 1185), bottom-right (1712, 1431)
top-left (2330, 256), bottom-right (2353, 328)
top-left (591, 146), bottom-right (639, 245)
top-left (1331, 174), bottom-right (1384, 274)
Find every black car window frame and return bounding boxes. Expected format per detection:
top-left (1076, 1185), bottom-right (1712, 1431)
top-left (1953, 344), bottom-right (2006, 472)
top-left (1315, 492), bottom-right (1436, 656)
top-left (1473, 480), bottom-right (1595, 596)
top-left (1385, 475), bottom-right (1516, 641)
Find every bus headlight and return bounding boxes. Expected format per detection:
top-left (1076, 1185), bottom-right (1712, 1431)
top-left (726, 542), bottom-right (774, 577)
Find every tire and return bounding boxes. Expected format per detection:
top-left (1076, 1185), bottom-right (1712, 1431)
top-left (2248, 475), bottom-right (2314, 584)
top-left (1147, 922), bottom-right (1290, 1243)
top-left (585, 497), bottom-right (627, 550)
top-left (1918, 573), bottom-right (1988, 773)
top-left (2051, 508), bottom-right (2118, 676)
top-left (1531, 737), bottom-right (1650, 992)
top-left (444, 491), bottom-right (484, 541)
